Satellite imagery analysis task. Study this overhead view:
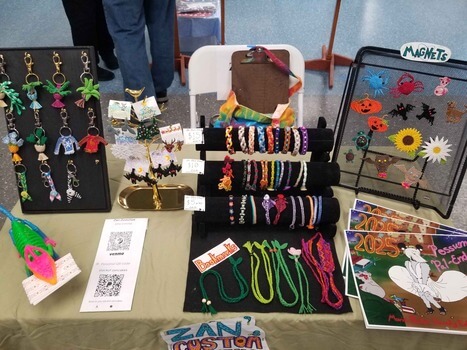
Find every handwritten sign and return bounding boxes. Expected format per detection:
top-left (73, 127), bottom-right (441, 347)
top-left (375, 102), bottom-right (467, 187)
top-left (400, 42), bottom-right (451, 63)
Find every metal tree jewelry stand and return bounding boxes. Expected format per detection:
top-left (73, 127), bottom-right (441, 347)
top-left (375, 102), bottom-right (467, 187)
top-left (304, 0), bottom-right (352, 88)
top-left (117, 88), bottom-right (193, 211)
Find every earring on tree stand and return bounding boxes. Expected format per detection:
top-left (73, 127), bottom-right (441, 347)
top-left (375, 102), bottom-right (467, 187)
top-left (75, 51), bottom-right (100, 108)
top-left (2, 112), bottom-right (32, 202)
top-left (66, 160), bottom-right (81, 203)
top-left (78, 108), bottom-right (108, 153)
top-left (43, 52), bottom-right (72, 108)
top-left (0, 54), bottom-right (25, 115)
top-left (22, 52), bottom-right (43, 110)
top-left (54, 108), bottom-right (80, 155)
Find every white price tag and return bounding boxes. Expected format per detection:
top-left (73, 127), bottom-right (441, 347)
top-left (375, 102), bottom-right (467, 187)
top-left (183, 128), bottom-right (204, 144)
top-left (182, 159), bottom-right (205, 174)
top-left (184, 195), bottom-right (205, 211)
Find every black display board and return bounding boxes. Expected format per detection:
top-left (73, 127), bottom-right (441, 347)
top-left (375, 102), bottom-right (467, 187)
top-left (333, 46), bottom-right (467, 218)
top-left (1, 47), bottom-right (111, 213)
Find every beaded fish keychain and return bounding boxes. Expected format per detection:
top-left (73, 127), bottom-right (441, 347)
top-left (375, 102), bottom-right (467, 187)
top-left (2, 112), bottom-right (32, 202)
top-left (22, 52), bottom-right (42, 110)
top-left (54, 108), bottom-right (80, 155)
top-left (78, 108), bottom-right (108, 153)
top-left (43, 52), bottom-right (72, 108)
top-left (0, 54), bottom-right (25, 115)
top-left (75, 51), bottom-right (100, 108)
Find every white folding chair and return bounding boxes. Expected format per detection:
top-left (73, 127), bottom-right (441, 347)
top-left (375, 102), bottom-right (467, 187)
top-left (188, 44), bottom-right (305, 127)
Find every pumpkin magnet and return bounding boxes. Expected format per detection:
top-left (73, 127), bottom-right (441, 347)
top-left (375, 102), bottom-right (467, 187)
top-left (350, 94), bottom-right (383, 115)
top-left (367, 115), bottom-right (389, 133)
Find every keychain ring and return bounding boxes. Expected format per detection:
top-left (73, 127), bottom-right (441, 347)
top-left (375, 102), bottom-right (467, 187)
top-left (52, 72), bottom-right (66, 85)
top-left (14, 163), bottom-right (27, 174)
top-left (25, 72), bottom-right (40, 84)
top-left (59, 126), bottom-right (72, 136)
top-left (87, 125), bottom-right (100, 136)
top-left (66, 160), bottom-right (78, 174)
top-left (80, 71), bottom-right (94, 84)
top-left (39, 162), bottom-right (51, 174)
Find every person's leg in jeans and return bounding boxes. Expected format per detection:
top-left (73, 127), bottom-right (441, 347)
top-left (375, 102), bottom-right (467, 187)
top-left (102, 0), bottom-right (155, 100)
top-left (144, 0), bottom-right (175, 102)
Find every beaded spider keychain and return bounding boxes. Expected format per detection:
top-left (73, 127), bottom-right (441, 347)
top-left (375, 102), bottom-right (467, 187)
top-left (22, 52), bottom-right (43, 110)
top-left (54, 108), bottom-right (80, 155)
top-left (75, 51), bottom-right (100, 108)
top-left (43, 52), bottom-right (72, 108)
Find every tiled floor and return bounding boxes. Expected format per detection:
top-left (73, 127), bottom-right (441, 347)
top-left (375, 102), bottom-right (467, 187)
top-left (0, 0), bottom-right (466, 229)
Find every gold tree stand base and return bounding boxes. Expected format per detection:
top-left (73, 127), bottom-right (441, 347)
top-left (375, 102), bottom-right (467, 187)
top-left (118, 184), bottom-right (194, 211)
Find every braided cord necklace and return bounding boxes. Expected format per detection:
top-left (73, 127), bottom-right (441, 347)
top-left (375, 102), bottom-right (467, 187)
top-left (301, 233), bottom-right (344, 310)
top-left (264, 240), bottom-right (299, 308)
top-left (243, 241), bottom-right (274, 304)
top-left (199, 256), bottom-right (250, 315)
top-left (288, 247), bottom-right (316, 314)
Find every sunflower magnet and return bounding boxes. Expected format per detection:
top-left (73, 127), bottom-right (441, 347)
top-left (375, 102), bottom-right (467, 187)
top-left (388, 128), bottom-right (422, 158)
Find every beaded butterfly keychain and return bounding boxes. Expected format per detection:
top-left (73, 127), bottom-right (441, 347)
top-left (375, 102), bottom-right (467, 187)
top-left (43, 52), bottom-right (72, 108)
top-left (75, 51), bottom-right (100, 108)
top-left (78, 108), bottom-right (108, 153)
top-left (22, 52), bottom-right (42, 110)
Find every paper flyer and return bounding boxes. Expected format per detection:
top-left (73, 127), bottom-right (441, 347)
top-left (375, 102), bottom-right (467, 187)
top-left (80, 218), bottom-right (148, 312)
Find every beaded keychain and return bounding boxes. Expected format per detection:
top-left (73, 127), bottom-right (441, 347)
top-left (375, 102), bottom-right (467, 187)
top-left (43, 52), bottom-right (72, 108)
top-left (22, 52), bottom-right (43, 110)
top-left (243, 241), bottom-right (274, 304)
top-left (75, 51), bottom-right (100, 108)
top-left (2, 112), bottom-right (32, 202)
top-left (263, 240), bottom-right (299, 308)
top-left (65, 160), bottom-right (81, 203)
top-left (78, 108), bottom-right (108, 153)
top-left (0, 54), bottom-right (25, 115)
top-left (54, 108), bottom-right (80, 155)
top-left (198, 256), bottom-right (250, 315)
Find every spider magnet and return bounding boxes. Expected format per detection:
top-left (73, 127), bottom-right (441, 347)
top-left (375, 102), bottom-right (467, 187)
top-left (362, 155), bottom-right (400, 179)
top-left (367, 115), bottom-right (389, 133)
top-left (350, 94), bottom-right (382, 115)
top-left (352, 131), bottom-right (371, 151)
top-left (388, 103), bottom-right (415, 121)
top-left (416, 103), bottom-right (436, 126)
top-left (445, 101), bottom-right (467, 124)
top-left (362, 69), bottom-right (389, 97)
top-left (434, 77), bottom-right (451, 96)
top-left (390, 72), bottom-right (424, 97)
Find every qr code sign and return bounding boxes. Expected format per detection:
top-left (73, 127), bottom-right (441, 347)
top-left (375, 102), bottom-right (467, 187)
top-left (94, 274), bottom-right (124, 297)
top-left (107, 231), bottom-right (132, 251)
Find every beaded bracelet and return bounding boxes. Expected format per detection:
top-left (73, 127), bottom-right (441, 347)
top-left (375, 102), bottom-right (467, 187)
top-left (282, 126), bottom-right (291, 154)
top-left (228, 195), bottom-right (235, 225)
top-left (250, 160), bottom-right (258, 191)
top-left (262, 194), bottom-right (275, 225)
top-left (238, 126), bottom-right (248, 153)
top-left (260, 160), bottom-right (268, 190)
top-left (306, 195), bottom-right (314, 229)
top-left (291, 127), bottom-right (300, 156)
top-left (316, 196), bottom-right (323, 225)
top-left (241, 160), bottom-right (247, 189)
top-left (225, 126), bottom-right (235, 154)
top-left (289, 196), bottom-right (296, 229)
top-left (245, 160), bottom-right (252, 190)
top-left (312, 196), bottom-right (318, 226)
top-left (248, 126), bottom-right (255, 155)
top-left (266, 126), bottom-right (274, 154)
top-left (299, 126), bottom-right (308, 155)
top-left (249, 195), bottom-right (257, 224)
top-left (218, 155), bottom-right (234, 191)
top-left (239, 195), bottom-right (247, 224)
top-left (274, 127), bottom-right (280, 154)
top-left (267, 161), bottom-right (275, 191)
top-left (257, 126), bottom-right (266, 153)
top-left (274, 160), bottom-right (283, 190)
top-left (273, 194), bottom-right (287, 225)
top-left (297, 196), bottom-right (305, 227)
top-left (293, 160), bottom-right (304, 188)
top-left (283, 160), bottom-right (292, 190)
top-left (300, 161), bottom-right (308, 191)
